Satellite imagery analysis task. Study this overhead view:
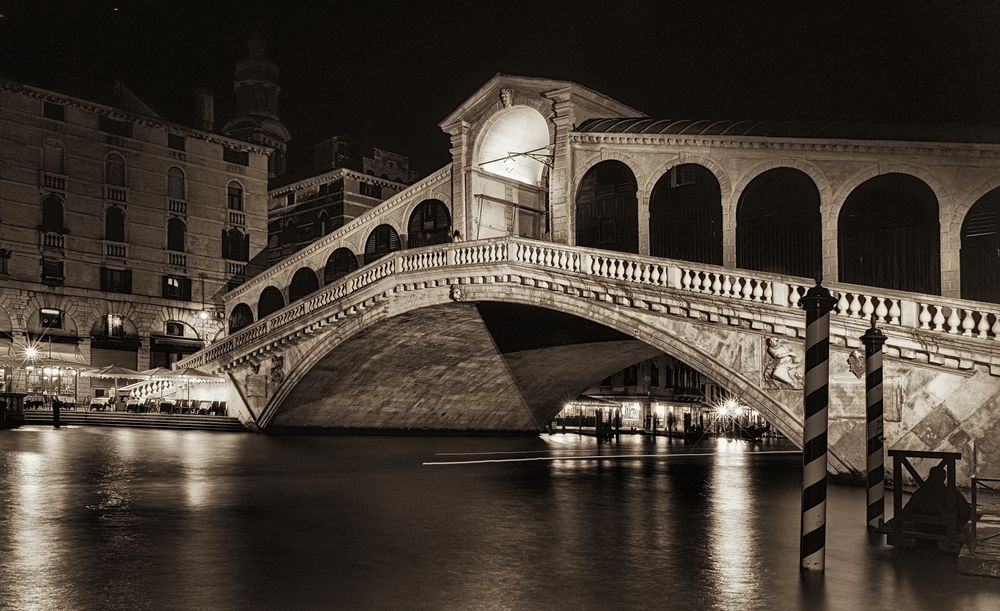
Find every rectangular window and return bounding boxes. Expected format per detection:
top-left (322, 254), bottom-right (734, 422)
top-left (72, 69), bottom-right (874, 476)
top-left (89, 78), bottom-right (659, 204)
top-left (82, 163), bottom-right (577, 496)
top-left (168, 133), bottom-right (186, 151)
top-left (98, 115), bottom-right (133, 138)
top-left (650, 363), bottom-right (660, 387)
top-left (223, 147), bottom-right (249, 166)
top-left (0, 249), bottom-right (9, 275)
top-left (43, 102), bottom-right (65, 121)
top-left (41, 259), bottom-right (64, 285)
top-left (101, 267), bottom-right (132, 294)
top-left (39, 307), bottom-right (63, 330)
top-left (286, 192), bottom-right (295, 207)
top-left (360, 182), bottom-right (382, 199)
top-left (161, 275), bottom-right (192, 300)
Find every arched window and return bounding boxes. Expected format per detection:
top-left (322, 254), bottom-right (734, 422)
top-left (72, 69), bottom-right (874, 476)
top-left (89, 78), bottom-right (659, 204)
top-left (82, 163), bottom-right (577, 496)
top-left (649, 164), bottom-right (723, 265)
top-left (222, 228), bottom-right (249, 261)
top-left (324, 248), bottom-right (359, 284)
top-left (43, 141), bottom-right (64, 174)
top-left (408, 199), bottom-right (451, 248)
top-left (104, 206), bottom-right (125, 242)
top-left (364, 224), bottom-right (401, 264)
top-left (167, 167), bottom-right (186, 199)
top-left (317, 210), bottom-right (331, 236)
top-left (41, 195), bottom-right (64, 233)
top-left (288, 268), bottom-right (320, 302)
top-left (257, 286), bottom-right (285, 319)
top-left (227, 182), bottom-right (244, 211)
top-left (105, 153), bottom-right (126, 186)
top-left (961, 187), bottom-right (1000, 303)
top-left (167, 218), bottom-right (186, 252)
top-left (575, 160), bottom-right (638, 254)
top-left (838, 173), bottom-right (940, 294)
top-left (229, 303), bottom-right (254, 333)
top-left (736, 168), bottom-right (821, 278)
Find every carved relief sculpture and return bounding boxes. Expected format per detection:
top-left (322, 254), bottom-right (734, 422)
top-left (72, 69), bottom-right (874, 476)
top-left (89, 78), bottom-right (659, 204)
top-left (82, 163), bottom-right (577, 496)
top-left (269, 355), bottom-right (285, 387)
top-left (847, 349), bottom-right (866, 380)
top-left (763, 337), bottom-right (803, 389)
top-left (499, 87), bottom-right (514, 108)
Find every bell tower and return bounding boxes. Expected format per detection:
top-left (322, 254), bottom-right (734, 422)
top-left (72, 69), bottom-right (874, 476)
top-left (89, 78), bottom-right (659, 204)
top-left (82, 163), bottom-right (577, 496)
top-left (223, 35), bottom-right (291, 178)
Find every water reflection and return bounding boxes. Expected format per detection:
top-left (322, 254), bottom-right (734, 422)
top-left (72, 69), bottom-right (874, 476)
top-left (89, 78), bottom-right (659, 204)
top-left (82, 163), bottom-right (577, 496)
top-left (0, 428), bottom-right (997, 610)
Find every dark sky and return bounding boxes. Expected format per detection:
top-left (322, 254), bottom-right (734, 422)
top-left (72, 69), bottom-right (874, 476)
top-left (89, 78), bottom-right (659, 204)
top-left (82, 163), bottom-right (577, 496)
top-left (3, 1), bottom-right (1000, 177)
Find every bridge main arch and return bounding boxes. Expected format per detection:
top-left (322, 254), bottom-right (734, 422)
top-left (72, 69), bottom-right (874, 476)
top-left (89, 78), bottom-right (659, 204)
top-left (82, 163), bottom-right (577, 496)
top-left (254, 279), bottom-right (848, 471)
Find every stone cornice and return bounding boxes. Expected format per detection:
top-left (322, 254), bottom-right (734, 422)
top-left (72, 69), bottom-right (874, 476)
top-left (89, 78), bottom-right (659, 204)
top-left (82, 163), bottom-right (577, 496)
top-left (569, 131), bottom-right (1000, 159)
top-left (268, 167), bottom-right (409, 198)
top-left (0, 78), bottom-right (273, 155)
top-left (224, 165), bottom-right (452, 301)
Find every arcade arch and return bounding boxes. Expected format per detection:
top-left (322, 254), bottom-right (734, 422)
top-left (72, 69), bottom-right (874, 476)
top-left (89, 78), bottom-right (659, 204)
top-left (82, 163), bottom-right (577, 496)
top-left (838, 173), bottom-right (940, 295)
top-left (961, 187), bottom-right (1000, 303)
top-left (649, 164), bottom-right (723, 265)
top-left (324, 248), bottom-right (359, 284)
top-left (364, 224), bottom-right (401, 264)
top-left (288, 268), bottom-right (320, 303)
top-left (257, 286), bottom-right (285, 319)
top-left (229, 304), bottom-right (254, 333)
top-left (407, 199), bottom-right (451, 248)
top-left (737, 168), bottom-right (822, 278)
top-left (575, 160), bottom-right (639, 254)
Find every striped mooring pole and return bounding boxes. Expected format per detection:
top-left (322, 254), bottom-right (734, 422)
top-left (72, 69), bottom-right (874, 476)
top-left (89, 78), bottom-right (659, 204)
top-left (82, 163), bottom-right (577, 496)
top-left (861, 316), bottom-right (887, 530)
top-left (799, 280), bottom-right (837, 571)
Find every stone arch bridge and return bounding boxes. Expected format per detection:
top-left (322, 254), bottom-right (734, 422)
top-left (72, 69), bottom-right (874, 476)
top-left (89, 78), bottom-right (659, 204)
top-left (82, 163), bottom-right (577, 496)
top-left (178, 237), bottom-right (1000, 478)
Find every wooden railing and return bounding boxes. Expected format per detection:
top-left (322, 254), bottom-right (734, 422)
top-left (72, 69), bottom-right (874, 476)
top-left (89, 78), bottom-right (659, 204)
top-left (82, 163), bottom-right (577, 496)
top-left (178, 237), bottom-right (1000, 372)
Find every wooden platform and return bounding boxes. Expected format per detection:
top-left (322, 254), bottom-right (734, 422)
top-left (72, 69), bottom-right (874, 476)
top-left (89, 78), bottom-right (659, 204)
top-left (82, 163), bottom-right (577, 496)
top-left (958, 529), bottom-right (1000, 578)
top-left (22, 410), bottom-right (247, 432)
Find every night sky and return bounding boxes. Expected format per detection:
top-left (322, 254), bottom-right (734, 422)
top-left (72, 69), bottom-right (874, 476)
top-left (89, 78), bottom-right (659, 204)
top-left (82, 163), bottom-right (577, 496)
top-left (3, 1), bottom-right (1000, 177)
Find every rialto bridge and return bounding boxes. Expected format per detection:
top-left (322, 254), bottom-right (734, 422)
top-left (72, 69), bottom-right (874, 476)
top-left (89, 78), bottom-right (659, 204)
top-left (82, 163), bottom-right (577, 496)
top-left (177, 74), bottom-right (1000, 478)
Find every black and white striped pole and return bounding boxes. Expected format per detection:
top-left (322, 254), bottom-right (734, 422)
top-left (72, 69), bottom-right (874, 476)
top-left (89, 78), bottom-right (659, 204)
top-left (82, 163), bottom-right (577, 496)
top-left (800, 280), bottom-right (837, 571)
top-left (861, 315), bottom-right (887, 531)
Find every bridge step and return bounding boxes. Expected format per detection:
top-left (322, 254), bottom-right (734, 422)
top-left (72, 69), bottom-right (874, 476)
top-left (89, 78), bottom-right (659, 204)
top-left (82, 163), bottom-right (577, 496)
top-left (22, 410), bottom-right (248, 432)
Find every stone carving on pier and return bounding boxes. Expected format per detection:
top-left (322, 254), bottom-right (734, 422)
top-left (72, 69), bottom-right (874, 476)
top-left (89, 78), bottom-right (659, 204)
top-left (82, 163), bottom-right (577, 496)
top-left (848, 350), bottom-right (866, 380)
top-left (269, 355), bottom-right (285, 387)
top-left (449, 285), bottom-right (464, 302)
top-left (763, 337), bottom-right (803, 390)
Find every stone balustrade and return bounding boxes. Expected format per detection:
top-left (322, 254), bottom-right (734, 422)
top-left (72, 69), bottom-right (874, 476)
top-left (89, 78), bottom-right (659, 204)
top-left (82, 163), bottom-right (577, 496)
top-left (181, 237), bottom-right (1000, 372)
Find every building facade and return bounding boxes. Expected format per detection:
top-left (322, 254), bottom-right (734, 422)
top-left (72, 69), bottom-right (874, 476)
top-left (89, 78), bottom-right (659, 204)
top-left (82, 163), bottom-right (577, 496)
top-left (265, 138), bottom-right (422, 268)
top-left (0, 77), bottom-right (270, 401)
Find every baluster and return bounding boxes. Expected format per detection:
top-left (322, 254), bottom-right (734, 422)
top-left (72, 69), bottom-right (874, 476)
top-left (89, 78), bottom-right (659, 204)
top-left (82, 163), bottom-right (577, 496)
top-left (945, 308), bottom-right (961, 334)
top-left (650, 265), bottom-right (661, 285)
top-left (918, 303), bottom-right (932, 329)
top-left (682, 269), bottom-right (692, 291)
top-left (711, 273), bottom-right (722, 295)
top-left (599, 257), bottom-right (608, 277)
top-left (640, 264), bottom-right (650, 284)
top-left (848, 294), bottom-right (862, 318)
top-left (722, 275), bottom-right (733, 298)
top-left (557, 251), bottom-right (566, 270)
top-left (992, 315), bottom-right (1000, 340)
top-left (751, 279), bottom-right (763, 301)
top-left (861, 295), bottom-right (875, 320)
top-left (836, 292), bottom-right (849, 316)
top-left (788, 285), bottom-right (800, 308)
top-left (874, 297), bottom-right (889, 323)
top-left (741, 277), bottom-right (753, 301)
top-left (977, 312), bottom-right (991, 339)
top-left (961, 310), bottom-right (976, 337)
top-left (932, 306), bottom-right (946, 332)
top-left (763, 282), bottom-right (773, 303)
top-left (731, 277), bottom-right (744, 299)
top-left (545, 249), bottom-right (554, 267)
top-left (624, 261), bottom-right (635, 282)
top-left (699, 272), bottom-right (711, 293)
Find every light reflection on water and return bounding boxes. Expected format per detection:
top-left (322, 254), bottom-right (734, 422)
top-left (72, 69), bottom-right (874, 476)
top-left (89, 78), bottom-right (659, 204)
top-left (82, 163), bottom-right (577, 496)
top-left (0, 427), bottom-right (998, 610)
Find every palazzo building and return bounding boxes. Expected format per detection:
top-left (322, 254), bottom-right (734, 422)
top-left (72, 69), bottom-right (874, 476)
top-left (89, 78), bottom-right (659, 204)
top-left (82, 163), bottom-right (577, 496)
top-left (0, 60), bottom-right (272, 401)
top-left (264, 137), bottom-right (419, 267)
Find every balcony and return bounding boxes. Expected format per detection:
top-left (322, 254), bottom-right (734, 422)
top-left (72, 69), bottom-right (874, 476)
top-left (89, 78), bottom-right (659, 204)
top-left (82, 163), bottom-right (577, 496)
top-left (168, 198), bottom-right (187, 215)
top-left (105, 185), bottom-right (128, 203)
top-left (41, 231), bottom-right (64, 250)
top-left (41, 171), bottom-right (67, 192)
top-left (227, 262), bottom-right (246, 276)
top-left (103, 240), bottom-right (128, 259)
top-left (168, 252), bottom-right (187, 268)
top-left (228, 210), bottom-right (246, 226)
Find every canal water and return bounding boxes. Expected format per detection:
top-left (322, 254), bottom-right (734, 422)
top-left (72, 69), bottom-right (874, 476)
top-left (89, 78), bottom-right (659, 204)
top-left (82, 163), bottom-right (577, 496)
top-left (1, 427), bottom-right (997, 610)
